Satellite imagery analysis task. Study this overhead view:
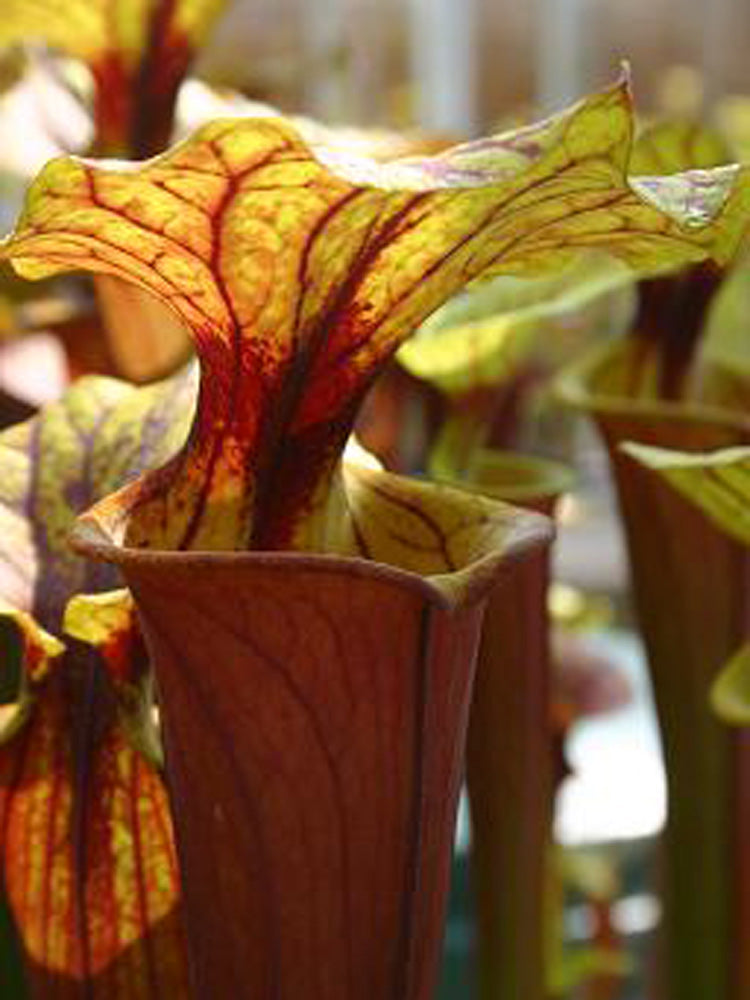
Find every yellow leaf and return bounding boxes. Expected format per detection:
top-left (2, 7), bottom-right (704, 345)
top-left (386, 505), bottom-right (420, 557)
top-left (711, 643), bottom-right (750, 725)
top-left (0, 0), bottom-right (230, 155)
top-left (5, 77), bottom-right (748, 553)
top-left (0, 616), bottom-right (188, 996)
top-left (609, 117), bottom-right (750, 401)
top-left (631, 119), bottom-right (731, 176)
top-left (0, 369), bottom-right (195, 632)
top-left (0, 369), bottom-right (197, 994)
top-left (0, 367), bottom-right (202, 991)
top-left (621, 442), bottom-right (750, 546)
top-left (398, 253), bottom-right (635, 396)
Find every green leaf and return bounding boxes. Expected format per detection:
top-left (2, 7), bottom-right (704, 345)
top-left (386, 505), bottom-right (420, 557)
top-left (609, 117), bottom-right (750, 401)
top-left (398, 116), bottom-right (738, 464)
top-left (716, 96), bottom-right (750, 163)
top-left (711, 643), bottom-right (750, 725)
top-left (699, 259), bottom-right (750, 384)
top-left (631, 119), bottom-right (732, 176)
top-left (620, 442), bottom-right (750, 546)
top-left (398, 254), bottom-right (635, 397)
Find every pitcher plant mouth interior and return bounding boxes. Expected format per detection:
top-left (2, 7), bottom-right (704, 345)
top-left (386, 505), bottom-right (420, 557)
top-left (70, 467), bottom-right (553, 608)
top-left (556, 336), bottom-right (750, 436)
top-left (451, 448), bottom-right (576, 507)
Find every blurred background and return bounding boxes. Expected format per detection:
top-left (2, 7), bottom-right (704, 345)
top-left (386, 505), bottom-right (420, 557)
top-left (195, 0), bottom-right (748, 128)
